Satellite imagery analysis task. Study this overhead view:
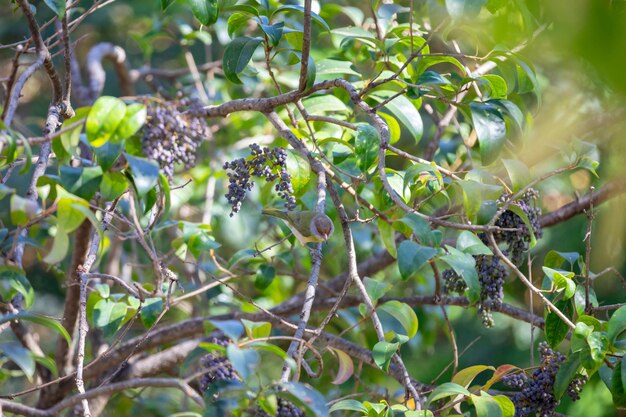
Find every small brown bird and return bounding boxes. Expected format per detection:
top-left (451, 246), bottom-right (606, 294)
top-left (262, 208), bottom-right (334, 245)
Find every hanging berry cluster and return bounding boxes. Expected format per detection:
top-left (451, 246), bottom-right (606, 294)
top-left (141, 98), bottom-right (209, 178)
top-left (502, 342), bottom-right (587, 417)
top-left (442, 188), bottom-right (543, 327)
top-left (198, 336), bottom-right (305, 417)
top-left (223, 144), bottom-right (296, 216)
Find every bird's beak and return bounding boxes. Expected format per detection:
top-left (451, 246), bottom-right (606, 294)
top-left (323, 233), bottom-right (328, 240)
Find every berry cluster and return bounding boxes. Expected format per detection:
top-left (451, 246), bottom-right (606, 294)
top-left (441, 254), bottom-right (506, 327)
top-left (475, 254), bottom-right (507, 328)
top-left (198, 353), bottom-right (241, 392)
top-left (442, 269), bottom-right (466, 294)
top-left (141, 98), bottom-right (209, 178)
top-left (254, 398), bottom-right (305, 417)
top-left (492, 189), bottom-right (543, 266)
top-left (224, 144), bottom-right (296, 216)
top-left (502, 342), bottom-right (586, 416)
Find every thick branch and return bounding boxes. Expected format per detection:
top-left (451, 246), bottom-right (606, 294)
top-left (540, 179), bottom-right (626, 227)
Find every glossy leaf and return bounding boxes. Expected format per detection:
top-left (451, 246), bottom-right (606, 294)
top-left (109, 103), bottom-right (146, 143)
top-left (456, 231), bottom-right (492, 256)
top-left (372, 341), bottom-right (398, 372)
top-left (0, 343), bottom-right (35, 380)
top-left (426, 382), bottom-right (470, 406)
top-left (285, 149), bottom-right (310, 194)
top-left (354, 123), bottom-right (379, 173)
top-left (554, 352), bottom-right (582, 400)
top-left (189, 0), bottom-right (219, 26)
top-left (0, 266), bottom-right (34, 308)
top-left (86, 96), bottom-right (127, 148)
top-left (0, 312), bottom-right (71, 345)
top-left (397, 241), bottom-right (437, 280)
top-left (227, 344), bottom-right (259, 380)
top-left (378, 300), bottom-right (419, 339)
top-left (470, 102), bottom-right (506, 166)
top-left (608, 306), bottom-right (626, 344)
top-left (126, 154), bottom-right (160, 197)
top-left (223, 37), bottom-right (263, 83)
top-left (545, 299), bottom-right (573, 348)
top-left (279, 382), bottom-right (329, 417)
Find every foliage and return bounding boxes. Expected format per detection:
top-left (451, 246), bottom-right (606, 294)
top-left (0, 1), bottom-right (626, 417)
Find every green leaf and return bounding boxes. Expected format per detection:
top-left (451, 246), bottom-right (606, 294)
top-left (301, 95), bottom-right (348, 114)
top-left (109, 103), bottom-right (146, 143)
top-left (241, 319), bottom-right (271, 339)
top-left (208, 319), bottom-right (244, 341)
top-left (372, 341), bottom-right (398, 372)
top-left (0, 343), bottom-right (35, 381)
top-left (189, 0), bottom-right (219, 25)
top-left (397, 213), bottom-right (434, 246)
top-left (43, 231), bottom-right (69, 265)
top-left (543, 267), bottom-right (576, 300)
top-left (457, 179), bottom-right (502, 223)
top-left (378, 219), bottom-right (397, 258)
top-left (364, 277), bottom-right (390, 304)
top-left (415, 56), bottom-right (466, 78)
top-left (554, 352), bottom-right (582, 400)
top-left (285, 149), bottom-right (310, 195)
top-left (60, 166), bottom-right (103, 201)
top-left (426, 382), bottom-right (470, 406)
top-left (255, 264), bottom-right (276, 290)
top-left (279, 382), bottom-right (330, 417)
top-left (0, 266), bottom-right (34, 309)
top-left (227, 13), bottom-right (250, 37)
top-left (100, 172), bottom-right (129, 201)
top-left (43, 0), bottom-right (66, 17)
top-left (0, 312), bottom-right (71, 345)
top-left (492, 395), bottom-right (515, 417)
top-left (508, 204), bottom-right (537, 248)
top-left (471, 392), bottom-right (502, 417)
top-left (545, 299), bottom-right (573, 349)
top-left (272, 5), bottom-right (331, 32)
top-left (126, 154), bottom-right (160, 197)
top-left (456, 231), bottom-right (493, 256)
top-left (354, 123), bottom-right (379, 173)
top-left (612, 360), bottom-right (626, 408)
top-left (470, 102), bottom-right (506, 165)
top-left (227, 344), bottom-right (259, 380)
top-left (378, 301), bottom-right (419, 339)
top-left (86, 96), bottom-right (127, 147)
top-left (93, 140), bottom-right (123, 171)
top-left (56, 196), bottom-right (89, 233)
top-left (397, 241), bottom-right (437, 280)
top-left (441, 247), bottom-right (480, 303)
top-left (479, 74), bottom-right (508, 100)
top-left (140, 298), bottom-right (163, 328)
top-left (260, 22), bottom-right (284, 46)
top-left (92, 299), bottom-right (128, 337)
top-left (10, 194), bottom-right (38, 226)
top-left (161, 0), bottom-right (176, 10)
top-left (315, 59), bottom-right (361, 77)
top-left (370, 92), bottom-right (423, 142)
top-left (608, 306), bottom-right (626, 344)
top-left (452, 365), bottom-right (495, 388)
top-left (222, 37), bottom-right (263, 84)
top-left (501, 159), bottom-right (530, 192)
top-left (582, 331), bottom-right (609, 370)
top-left (329, 399), bottom-right (367, 414)
top-left (544, 251), bottom-right (580, 270)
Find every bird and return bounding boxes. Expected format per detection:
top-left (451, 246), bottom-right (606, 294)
top-left (262, 208), bottom-right (334, 245)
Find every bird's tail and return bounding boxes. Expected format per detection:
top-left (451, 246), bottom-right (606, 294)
top-left (261, 208), bottom-right (289, 221)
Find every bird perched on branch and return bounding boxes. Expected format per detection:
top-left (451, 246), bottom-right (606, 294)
top-left (262, 208), bottom-right (334, 245)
